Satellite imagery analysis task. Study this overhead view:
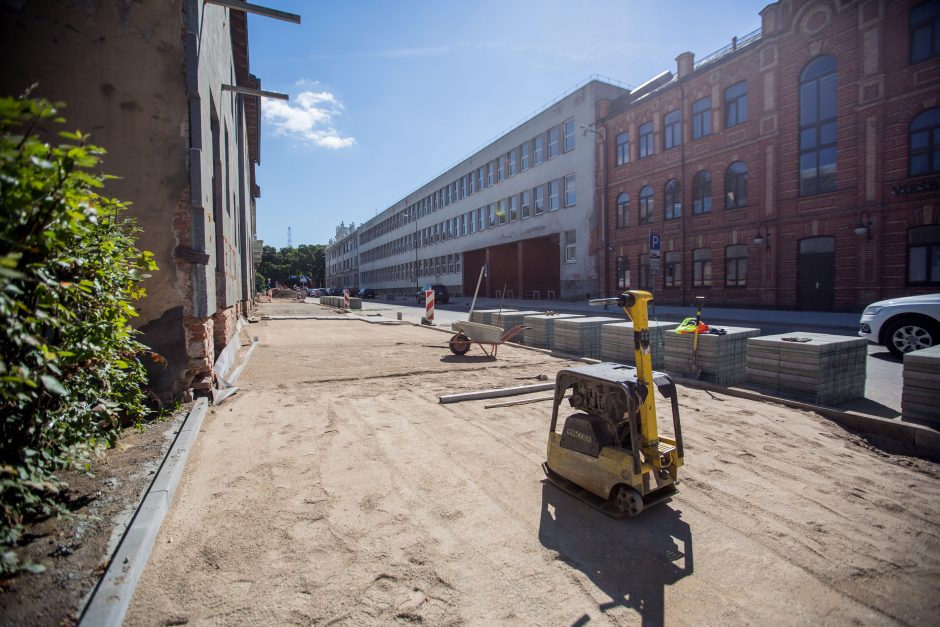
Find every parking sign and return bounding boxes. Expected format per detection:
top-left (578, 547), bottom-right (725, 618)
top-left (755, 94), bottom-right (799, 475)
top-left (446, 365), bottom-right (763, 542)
top-left (649, 232), bottom-right (661, 258)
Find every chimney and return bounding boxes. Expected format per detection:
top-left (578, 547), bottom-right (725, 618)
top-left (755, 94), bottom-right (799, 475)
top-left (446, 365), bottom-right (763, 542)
top-left (676, 51), bottom-right (695, 78)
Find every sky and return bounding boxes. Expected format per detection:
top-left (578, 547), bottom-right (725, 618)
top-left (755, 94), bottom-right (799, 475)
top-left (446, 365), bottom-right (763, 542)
top-left (248, 0), bottom-right (768, 249)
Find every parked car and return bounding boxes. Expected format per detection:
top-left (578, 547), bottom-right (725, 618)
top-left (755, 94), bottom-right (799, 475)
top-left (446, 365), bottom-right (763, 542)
top-left (306, 288), bottom-right (320, 297)
top-left (417, 284), bottom-right (450, 305)
top-left (359, 288), bottom-right (376, 299)
top-left (858, 293), bottom-right (940, 357)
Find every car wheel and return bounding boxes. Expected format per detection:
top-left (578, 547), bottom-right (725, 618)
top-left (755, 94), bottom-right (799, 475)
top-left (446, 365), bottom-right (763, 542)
top-left (884, 316), bottom-right (938, 358)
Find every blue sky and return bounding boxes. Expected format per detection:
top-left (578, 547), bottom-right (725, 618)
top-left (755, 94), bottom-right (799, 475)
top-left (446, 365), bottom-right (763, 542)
top-left (249, 0), bottom-right (768, 248)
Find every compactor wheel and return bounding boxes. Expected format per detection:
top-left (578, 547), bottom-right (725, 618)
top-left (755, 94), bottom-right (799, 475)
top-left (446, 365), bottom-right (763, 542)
top-left (612, 485), bottom-right (644, 518)
top-left (449, 333), bottom-right (471, 355)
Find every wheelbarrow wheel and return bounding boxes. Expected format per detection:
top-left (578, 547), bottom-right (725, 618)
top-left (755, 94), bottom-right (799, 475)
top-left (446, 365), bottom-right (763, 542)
top-left (449, 333), bottom-right (471, 355)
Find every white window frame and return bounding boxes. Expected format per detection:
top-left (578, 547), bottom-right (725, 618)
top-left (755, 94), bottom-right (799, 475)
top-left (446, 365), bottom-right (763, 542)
top-left (564, 118), bottom-right (575, 152)
top-left (549, 180), bottom-right (560, 211)
top-left (565, 230), bottom-right (577, 263)
top-left (564, 174), bottom-right (576, 207)
top-left (534, 186), bottom-right (545, 214)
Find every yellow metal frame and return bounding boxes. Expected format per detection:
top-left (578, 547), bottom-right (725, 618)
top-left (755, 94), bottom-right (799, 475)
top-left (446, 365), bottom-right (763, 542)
top-left (545, 290), bottom-right (682, 504)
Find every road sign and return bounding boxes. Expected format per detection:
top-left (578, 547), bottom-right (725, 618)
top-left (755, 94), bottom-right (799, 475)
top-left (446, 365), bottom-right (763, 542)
top-left (649, 257), bottom-right (661, 274)
top-left (649, 232), bottom-right (661, 258)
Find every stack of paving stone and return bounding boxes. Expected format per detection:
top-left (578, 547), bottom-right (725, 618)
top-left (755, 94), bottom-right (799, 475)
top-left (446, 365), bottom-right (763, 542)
top-left (469, 308), bottom-right (517, 326)
top-left (553, 317), bottom-right (623, 359)
top-left (744, 332), bottom-right (866, 405)
top-left (490, 310), bottom-right (543, 344)
top-left (522, 313), bottom-right (583, 350)
top-left (664, 326), bottom-right (760, 386)
top-left (600, 321), bottom-right (678, 369)
top-left (902, 345), bottom-right (940, 426)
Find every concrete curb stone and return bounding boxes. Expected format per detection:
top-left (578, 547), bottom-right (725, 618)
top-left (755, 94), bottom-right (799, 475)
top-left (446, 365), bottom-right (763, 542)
top-left (79, 398), bottom-right (209, 626)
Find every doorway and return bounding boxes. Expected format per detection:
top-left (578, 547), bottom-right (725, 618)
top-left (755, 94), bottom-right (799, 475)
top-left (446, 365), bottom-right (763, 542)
top-left (797, 236), bottom-right (835, 311)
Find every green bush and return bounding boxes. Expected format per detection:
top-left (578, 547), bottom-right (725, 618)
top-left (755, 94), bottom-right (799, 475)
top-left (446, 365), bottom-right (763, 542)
top-left (0, 94), bottom-right (156, 571)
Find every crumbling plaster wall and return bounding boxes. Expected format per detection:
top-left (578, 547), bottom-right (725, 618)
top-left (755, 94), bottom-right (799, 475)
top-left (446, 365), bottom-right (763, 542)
top-left (1, 0), bottom-right (256, 401)
top-left (0, 0), bottom-right (192, 398)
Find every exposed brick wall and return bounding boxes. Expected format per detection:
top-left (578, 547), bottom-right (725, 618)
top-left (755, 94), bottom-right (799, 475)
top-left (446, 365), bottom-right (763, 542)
top-left (597, 0), bottom-right (940, 312)
top-left (212, 306), bottom-right (239, 361)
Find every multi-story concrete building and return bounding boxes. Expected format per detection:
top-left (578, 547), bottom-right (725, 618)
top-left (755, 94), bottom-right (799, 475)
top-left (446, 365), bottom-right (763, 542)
top-left (327, 223), bottom-right (360, 290)
top-left (1, 1), bottom-right (297, 400)
top-left (326, 78), bottom-right (628, 300)
top-left (596, 0), bottom-right (940, 312)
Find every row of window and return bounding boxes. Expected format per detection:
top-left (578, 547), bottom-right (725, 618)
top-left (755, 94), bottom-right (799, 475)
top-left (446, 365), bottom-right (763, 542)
top-left (361, 229), bottom-right (579, 284)
top-left (615, 54), bottom-right (838, 198)
top-left (359, 118), bottom-right (576, 246)
top-left (360, 175), bottom-right (576, 265)
top-left (616, 245), bottom-right (749, 290)
top-left (614, 81), bottom-right (747, 167)
top-left (611, 224), bottom-right (939, 290)
top-left (615, 162), bottom-right (747, 228)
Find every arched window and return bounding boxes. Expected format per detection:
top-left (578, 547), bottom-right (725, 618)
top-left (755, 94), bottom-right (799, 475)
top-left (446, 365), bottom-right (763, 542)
top-left (910, 108), bottom-right (940, 176)
top-left (799, 55), bottom-right (837, 196)
top-left (639, 186), bottom-right (654, 224)
top-left (664, 179), bottom-right (681, 219)
top-left (725, 162), bottom-right (748, 208)
top-left (911, 0), bottom-right (940, 63)
top-left (693, 170), bottom-right (712, 214)
top-left (908, 224), bottom-right (940, 285)
top-left (616, 192), bottom-right (630, 229)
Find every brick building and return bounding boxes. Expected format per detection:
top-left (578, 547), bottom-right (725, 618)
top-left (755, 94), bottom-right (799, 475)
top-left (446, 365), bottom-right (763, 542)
top-left (595, 0), bottom-right (940, 312)
top-left (1, 1), bottom-right (298, 400)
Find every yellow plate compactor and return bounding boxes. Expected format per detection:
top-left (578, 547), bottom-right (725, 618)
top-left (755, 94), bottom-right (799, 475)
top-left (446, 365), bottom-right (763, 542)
top-left (543, 290), bottom-right (684, 517)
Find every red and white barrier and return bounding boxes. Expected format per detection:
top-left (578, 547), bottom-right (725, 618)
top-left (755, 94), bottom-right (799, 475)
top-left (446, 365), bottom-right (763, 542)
top-left (343, 288), bottom-right (350, 310)
top-left (425, 289), bottom-right (435, 322)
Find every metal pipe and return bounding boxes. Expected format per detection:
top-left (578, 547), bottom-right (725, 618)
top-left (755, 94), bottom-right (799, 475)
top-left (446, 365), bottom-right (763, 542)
top-left (204, 0), bottom-right (301, 23)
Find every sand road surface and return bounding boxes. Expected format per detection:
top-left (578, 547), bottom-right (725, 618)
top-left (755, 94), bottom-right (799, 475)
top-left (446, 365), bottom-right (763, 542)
top-left (126, 306), bottom-right (940, 625)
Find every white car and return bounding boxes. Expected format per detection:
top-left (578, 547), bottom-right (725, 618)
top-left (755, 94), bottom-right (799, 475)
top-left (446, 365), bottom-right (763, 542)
top-left (859, 293), bottom-right (940, 357)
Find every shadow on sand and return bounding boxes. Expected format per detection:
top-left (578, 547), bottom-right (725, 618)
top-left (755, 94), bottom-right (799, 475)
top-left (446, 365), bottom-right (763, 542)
top-left (538, 481), bottom-right (693, 627)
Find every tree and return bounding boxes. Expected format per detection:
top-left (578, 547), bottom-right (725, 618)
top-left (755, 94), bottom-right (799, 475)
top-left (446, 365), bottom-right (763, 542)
top-left (258, 243), bottom-right (325, 286)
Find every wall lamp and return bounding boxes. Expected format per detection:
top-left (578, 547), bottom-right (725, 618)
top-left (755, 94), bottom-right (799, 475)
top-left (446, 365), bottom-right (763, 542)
top-left (753, 223), bottom-right (771, 249)
top-left (854, 210), bottom-right (874, 239)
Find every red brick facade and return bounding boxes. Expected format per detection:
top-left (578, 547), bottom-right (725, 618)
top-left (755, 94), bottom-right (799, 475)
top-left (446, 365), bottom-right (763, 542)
top-left (596, 0), bottom-right (940, 312)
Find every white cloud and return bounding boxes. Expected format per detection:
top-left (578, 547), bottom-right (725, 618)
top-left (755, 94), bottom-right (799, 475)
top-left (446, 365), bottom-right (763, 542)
top-left (262, 84), bottom-right (355, 149)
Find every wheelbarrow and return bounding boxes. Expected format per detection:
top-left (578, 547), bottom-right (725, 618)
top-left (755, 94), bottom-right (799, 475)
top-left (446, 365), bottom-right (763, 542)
top-left (448, 321), bottom-right (526, 358)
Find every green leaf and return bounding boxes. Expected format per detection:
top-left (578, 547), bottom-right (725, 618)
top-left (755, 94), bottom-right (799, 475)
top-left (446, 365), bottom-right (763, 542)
top-left (40, 375), bottom-right (68, 396)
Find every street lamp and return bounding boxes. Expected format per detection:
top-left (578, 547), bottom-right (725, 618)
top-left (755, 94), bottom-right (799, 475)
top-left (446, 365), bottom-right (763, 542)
top-left (854, 209), bottom-right (873, 239)
top-left (753, 223), bottom-right (771, 249)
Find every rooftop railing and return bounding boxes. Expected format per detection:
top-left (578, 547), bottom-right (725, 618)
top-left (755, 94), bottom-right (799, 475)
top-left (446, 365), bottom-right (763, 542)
top-left (694, 27), bottom-right (762, 71)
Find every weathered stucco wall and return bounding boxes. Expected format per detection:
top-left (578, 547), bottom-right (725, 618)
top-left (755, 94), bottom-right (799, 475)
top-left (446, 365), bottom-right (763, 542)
top-left (1, 0), bottom-right (258, 401)
top-left (1, 0), bottom-right (191, 397)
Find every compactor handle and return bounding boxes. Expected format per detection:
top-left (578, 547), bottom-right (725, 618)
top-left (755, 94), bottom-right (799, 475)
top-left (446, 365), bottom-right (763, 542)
top-left (590, 293), bottom-right (638, 309)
